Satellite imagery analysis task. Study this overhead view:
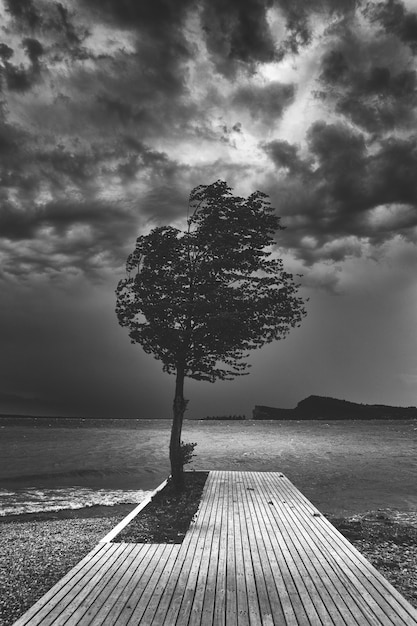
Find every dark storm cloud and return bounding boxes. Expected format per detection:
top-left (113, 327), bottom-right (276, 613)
top-left (200, 0), bottom-right (358, 75)
top-left (0, 120), bottom-right (28, 183)
top-left (4, 0), bottom-right (41, 29)
top-left (6, 0), bottom-right (87, 44)
top-left (366, 135), bottom-right (417, 209)
top-left (275, 0), bottom-right (359, 58)
top-left (73, 0), bottom-right (363, 85)
top-left (0, 2), bottom-right (89, 93)
top-left (0, 198), bottom-right (134, 241)
top-left (0, 114), bottom-right (185, 276)
top-left (319, 49), bottom-right (417, 133)
top-left (317, 4), bottom-right (417, 134)
top-left (201, 0), bottom-right (276, 75)
top-left (56, 48), bottom-right (198, 143)
top-left (0, 44), bottom-right (14, 62)
top-left (0, 38), bottom-right (44, 92)
top-left (23, 37), bottom-right (44, 64)
top-left (139, 183), bottom-right (190, 222)
top-left (79, 0), bottom-right (193, 30)
top-left (0, 127), bottom-right (96, 200)
top-left (3, 1), bottom-right (90, 71)
top-left (263, 139), bottom-right (311, 174)
top-left (2, 61), bottom-right (34, 91)
top-left (232, 81), bottom-right (295, 123)
top-left (54, 2), bottom-right (85, 46)
top-left (117, 138), bottom-right (173, 182)
top-left (2, 0), bottom-right (416, 278)
top-left (0, 198), bottom-right (140, 280)
top-left (80, 0), bottom-right (194, 96)
top-left (264, 121), bottom-right (417, 263)
top-left (365, 0), bottom-right (417, 53)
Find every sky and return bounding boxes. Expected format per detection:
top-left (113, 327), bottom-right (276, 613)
top-left (0, 0), bottom-right (417, 418)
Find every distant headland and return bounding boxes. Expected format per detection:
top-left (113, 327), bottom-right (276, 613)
top-left (253, 395), bottom-right (417, 420)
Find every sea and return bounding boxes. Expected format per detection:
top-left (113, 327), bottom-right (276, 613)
top-left (0, 417), bottom-right (171, 517)
top-left (1, 416), bottom-right (416, 517)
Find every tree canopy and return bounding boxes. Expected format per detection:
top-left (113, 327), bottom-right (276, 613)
top-left (116, 180), bottom-right (307, 383)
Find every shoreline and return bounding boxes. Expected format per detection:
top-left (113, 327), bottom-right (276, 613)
top-left (0, 502), bottom-right (135, 525)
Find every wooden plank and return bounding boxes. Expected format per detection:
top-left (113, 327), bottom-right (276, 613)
top-left (212, 470), bottom-right (229, 626)
top-left (268, 472), bottom-right (389, 626)
top-left (251, 472), bottom-right (371, 626)
top-left (87, 544), bottom-right (164, 625)
top-left (196, 470), bottom-right (227, 626)
top-left (238, 472), bottom-right (311, 626)
top-left (117, 544), bottom-right (181, 625)
top-left (126, 544), bottom-right (182, 626)
top-left (12, 544), bottom-right (119, 626)
top-left (262, 471), bottom-right (417, 625)
top-left (230, 474), bottom-right (250, 625)
top-left (187, 471), bottom-right (225, 626)
top-left (263, 472), bottom-right (393, 625)
top-left (267, 473), bottom-right (403, 622)
top-left (255, 472), bottom-right (374, 626)
top-left (224, 470), bottom-right (239, 626)
top-left (233, 472), bottom-right (280, 626)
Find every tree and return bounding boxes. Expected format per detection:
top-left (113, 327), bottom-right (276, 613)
top-left (116, 180), bottom-right (307, 488)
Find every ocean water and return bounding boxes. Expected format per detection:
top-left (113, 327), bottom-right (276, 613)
top-left (1, 416), bottom-right (416, 517)
top-left (0, 417), bottom-right (171, 517)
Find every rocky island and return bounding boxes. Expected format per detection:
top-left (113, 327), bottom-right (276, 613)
top-left (253, 395), bottom-right (417, 420)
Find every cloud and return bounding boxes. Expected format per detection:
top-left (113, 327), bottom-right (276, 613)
top-left (4, 0), bottom-right (41, 29)
top-left (0, 38), bottom-right (44, 92)
top-left (199, 0), bottom-right (363, 78)
top-left (0, 197), bottom-right (140, 280)
top-left (79, 0), bottom-right (195, 97)
top-left (201, 0), bottom-right (277, 76)
top-left (80, 0), bottom-right (193, 30)
top-left (263, 120), bottom-right (417, 265)
top-left (1, 0), bottom-right (416, 285)
top-left (316, 5), bottom-right (417, 134)
top-left (232, 81), bottom-right (295, 123)
top-left (365, 0), bottom-right (417, 53)
top-left (263, 139), bottom-right (311, 174)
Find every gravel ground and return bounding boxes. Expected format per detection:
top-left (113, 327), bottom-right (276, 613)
top-left (329, 510), bottom-right (417, 610)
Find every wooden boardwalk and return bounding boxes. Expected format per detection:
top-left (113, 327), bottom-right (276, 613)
top-left (13, 471), bottom-right (417, 625)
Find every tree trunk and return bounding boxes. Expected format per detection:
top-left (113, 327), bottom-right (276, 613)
top-left (170, 365), bottom-right (187, 490)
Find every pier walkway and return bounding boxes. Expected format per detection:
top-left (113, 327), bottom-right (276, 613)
top-left (13, 471), bottom-right (417, 625)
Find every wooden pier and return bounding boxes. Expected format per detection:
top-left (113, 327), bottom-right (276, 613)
top-left (13, 471), bottom-right (417, 625)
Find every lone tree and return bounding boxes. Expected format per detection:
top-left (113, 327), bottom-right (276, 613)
top-left (116, 181), bottom-right (307, 488)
